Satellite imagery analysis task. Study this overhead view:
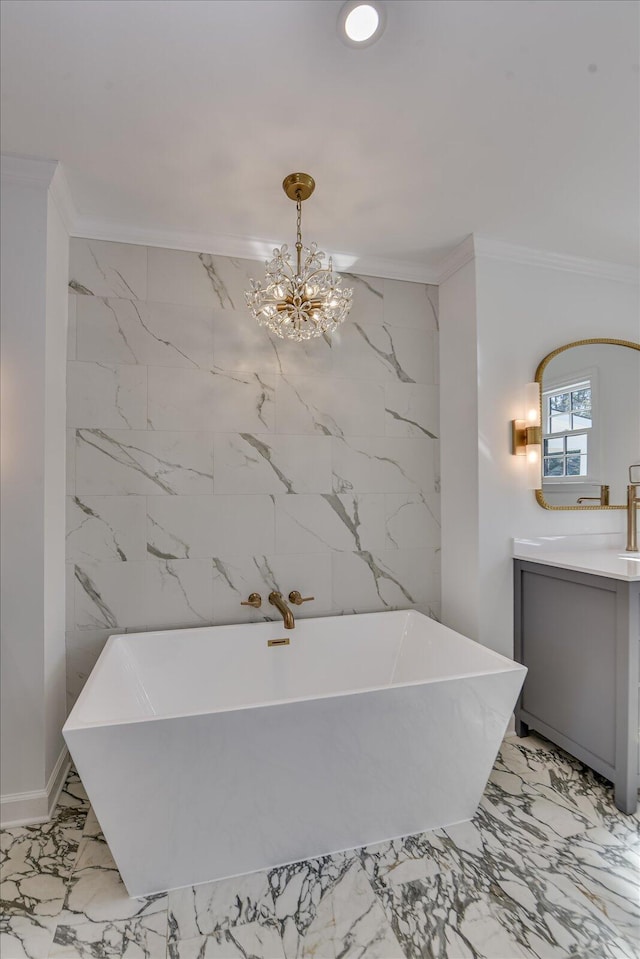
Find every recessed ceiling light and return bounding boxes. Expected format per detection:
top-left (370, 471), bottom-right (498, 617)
top-left (338, 1), bottom-right (386, 48)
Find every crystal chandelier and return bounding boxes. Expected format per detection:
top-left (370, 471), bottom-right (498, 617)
top-left (245, 173), bottom-right (353, 341)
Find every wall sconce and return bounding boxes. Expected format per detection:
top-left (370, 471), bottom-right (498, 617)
top-left (511, 382), bottom-right (542, 488)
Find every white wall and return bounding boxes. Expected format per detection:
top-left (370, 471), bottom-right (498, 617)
top-left (0, 157), bottom-right (69, 823)
top-left (439, 260), bottom-right (480, 641)
top-left (441, 242), bottom-right (639, 658)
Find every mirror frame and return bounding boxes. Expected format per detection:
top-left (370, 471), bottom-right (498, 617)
top-left (534, 337), bottom-right (640, 510)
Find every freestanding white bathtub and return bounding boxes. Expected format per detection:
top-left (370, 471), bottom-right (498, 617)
top-left (63, 610), bottom-right (526, 898)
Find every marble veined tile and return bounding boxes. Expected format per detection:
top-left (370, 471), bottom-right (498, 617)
top-left (384, 383), bottom-right (439, 439)
top-left (332, 436), bottom-right (435, 495)
top-left (211, 551), bottom-right (333, 624)
top-left (0, 915), bottom-right (57, 959)
top-left (67, 362), bottom-right (147, 430)
top-left (76, 296), bottom-right (214, 369)
top-left (267, 849), bottom-right (359, 959)
top-left (332, 322), bottom-right (435, 385)
top-left (338, 273), bottom-right (384, 327)
top-left (167, 924), bottom-right (287, 959)
top-left (384, 493), bottom-right (440, 550)
top-left (551, 826), bottom-right (640, 948)
top-left (66, 495), bottom-right (147, 563)
top-left (147, 495), bottom-right (275, 560)
top-left (212, 308), bottom-right (281, 375)
top-left (147, 248), bottom-right (260, 311)
top-left (69, 239), bottom-right (147, 300)
top-left (167, 871), bottom-right (275, 942)
top-left (269, 329), bottom-right (334, 377)
top-left (147, 366), bottom-right (275, 433)
top-left (1, 813), bottom-right (87, 934)
top-left (303, 858), bottom-right (406, 959)
top-left (73, 559), bottom-right (214, 631)
top-left (383, 279), bottom-right (438, 331)
top-left (213, 433), bottom-right (332, 495)
top-left (58, 834), bottom-right (166, 928)
top-left (274, 493), bottom-right (385, 554)
top-left (75, 429), bottom-right (214, 496)
top-left (361, 812), bottom-right (637, 959)
top-left (275, 374), bottom-right (384, 437)
top-left (332, 548), bottom-right (439, 614)
top-left (49, 912), bottom-right (167, 958)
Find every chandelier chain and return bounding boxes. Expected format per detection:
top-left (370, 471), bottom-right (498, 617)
top-left (295, 193), bottom-right (302, 276)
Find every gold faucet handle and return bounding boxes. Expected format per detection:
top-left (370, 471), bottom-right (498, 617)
top-left (241, 592), bottom-right (262, 609)
top-left (288, 590), bottom-right (314, 605)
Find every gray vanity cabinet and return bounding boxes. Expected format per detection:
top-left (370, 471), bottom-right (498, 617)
top-left (514, 560), bottom-right (639, 814)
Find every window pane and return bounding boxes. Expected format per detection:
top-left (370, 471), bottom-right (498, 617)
top-left (566, 434), bottom-right (588, 454)
top-left (544, 456), bottom-right (565, 477)
top-left (549, 392), bottom-right (570, 412)
top-left (571, 388), bottom-right (591, 412)
top-left (572, 412), bottom-right (592, 430)
top-left (549, 412), bottom-right (571, 433)
top-left (566, 454), bottom-right (587, 476)
top-left (544, 437), bottom-right (564, 455)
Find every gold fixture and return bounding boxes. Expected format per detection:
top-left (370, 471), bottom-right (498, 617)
top-left (577, 485), bottom-right (610, 506)
top-left (626, 465), bottom-right (640, 552)
top-left (288, 591), bottom-right (315, 606)
top-left (241, 592), bottom-right (262, 609)
top-left (268, 591), bottom-right (295, 629)
top-left (268, 637), bottom-right (290, 648)
top-left (511, 382), bottom-right (542, 488)
top-left (511, 422), bottom-right (542, 457)
top-left (245, 173), bottom-right (353, 341)
top-left (532, 338), bottom-right (640, 510)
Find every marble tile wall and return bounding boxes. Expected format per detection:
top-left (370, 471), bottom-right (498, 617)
top-left (66, 239), bottom-right (440, 705)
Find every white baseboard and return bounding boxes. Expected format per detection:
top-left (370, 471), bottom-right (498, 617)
top-left (0, 746), bottom-right (70, 827)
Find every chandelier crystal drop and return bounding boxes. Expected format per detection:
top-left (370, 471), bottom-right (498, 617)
top-left (245, 173), bottom-right (353, 342)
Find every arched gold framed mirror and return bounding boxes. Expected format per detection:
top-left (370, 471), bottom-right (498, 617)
top-left (534, 338), bottom-right (640, 510)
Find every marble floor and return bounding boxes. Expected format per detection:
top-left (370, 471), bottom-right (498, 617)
top-left (1, 734), bottom-right (638, 959)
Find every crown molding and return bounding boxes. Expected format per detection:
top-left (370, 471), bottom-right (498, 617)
top-left (71, 214), bottom-right (439, 284)
top-left (437, 233), bottom-right (638, 285)
top-left (474, 235), bottom-right (638, 284)
top-left (434, 235), bottom-right (476, 284)
top-left (1, 153), bottom-right (58, 187)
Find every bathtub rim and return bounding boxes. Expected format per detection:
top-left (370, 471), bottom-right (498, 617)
top-left (64, 608), bottom-right (526, 732)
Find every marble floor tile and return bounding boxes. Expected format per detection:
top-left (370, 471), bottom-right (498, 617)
top-left (49, 912), bottom-right (167, 958)
top-left (167, 872), bottom-right (276, 942)
top-left (58, 833), bottom-right (166, 927)
top-left (166, 923), bottom-right (287, 959)
top-left (0, 915), bottom-right (58, 959)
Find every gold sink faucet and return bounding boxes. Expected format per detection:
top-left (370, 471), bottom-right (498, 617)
top-left (577, 484), bottom-right (610, 505)
top-left (269, 591), bottom-right (295, 629)
top-left (626, 465), bottom-right (640, 552)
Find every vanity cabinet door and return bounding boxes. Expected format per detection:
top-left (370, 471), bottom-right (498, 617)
top-left (515, 562), bottom-right (617, 765)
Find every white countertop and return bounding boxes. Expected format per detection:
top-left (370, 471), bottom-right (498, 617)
top-left (513, 533), bottom-right (640, 581)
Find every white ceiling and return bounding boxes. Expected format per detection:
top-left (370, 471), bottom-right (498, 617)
top-left (1, 0), bottom-right (638, 275)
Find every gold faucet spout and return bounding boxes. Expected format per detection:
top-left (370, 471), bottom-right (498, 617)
top-left (268, 591), bottom-right (295, 629)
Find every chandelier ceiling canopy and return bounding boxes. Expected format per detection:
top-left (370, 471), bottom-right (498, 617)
top-left (245, 173), bottom-right (353, 342)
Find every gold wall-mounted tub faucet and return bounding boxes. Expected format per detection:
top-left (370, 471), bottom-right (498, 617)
top-left (240, 593), bottom-right (262, 609)
top-left (289, 591), bottom-right (315, 606)
top-left (268, 591), bottom-right (295, 629)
